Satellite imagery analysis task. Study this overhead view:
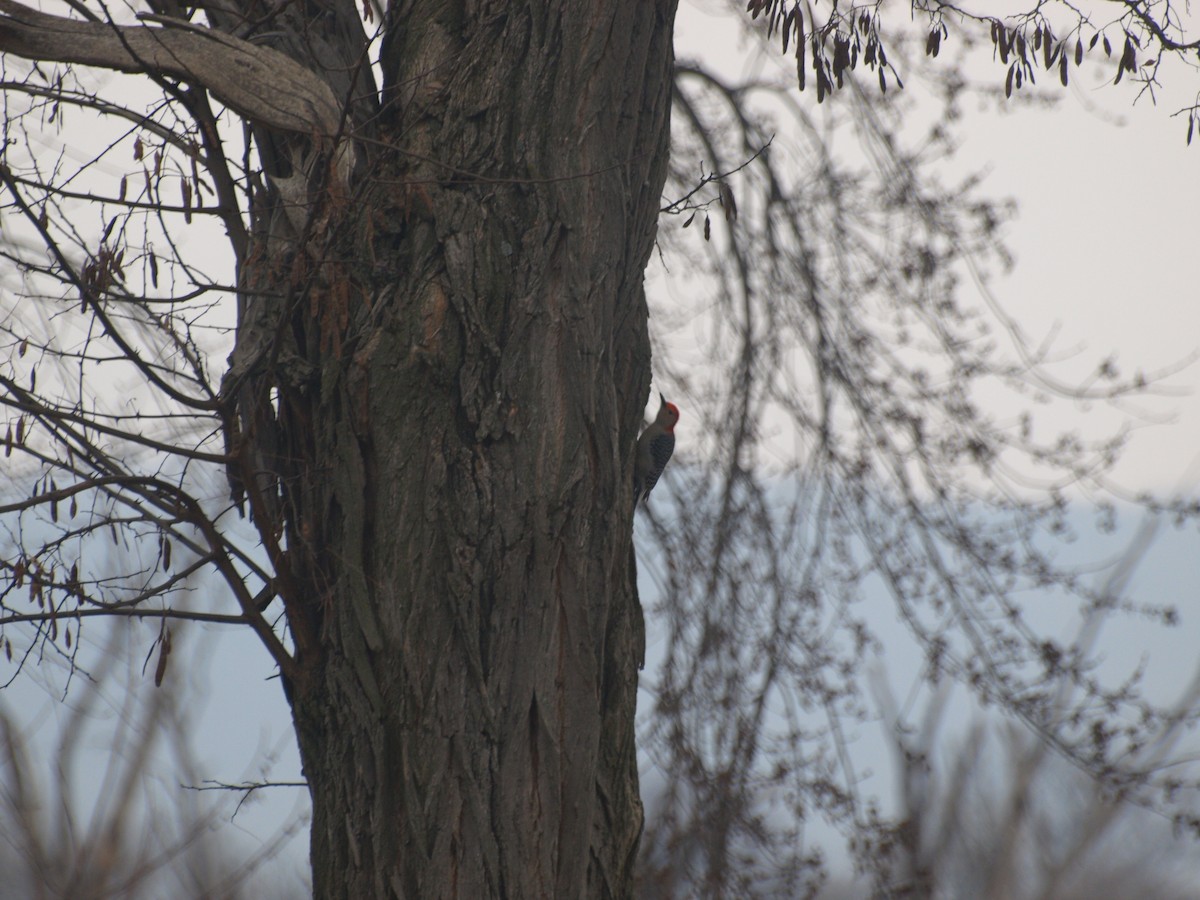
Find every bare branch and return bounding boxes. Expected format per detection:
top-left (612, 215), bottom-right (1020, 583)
top-left (0, 0), bottom-right (342, 135)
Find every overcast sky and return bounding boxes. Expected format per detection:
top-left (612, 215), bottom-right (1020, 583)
top-left (966, 71), bottom-right (1200, 493)
top-left (675, 2), bottom-right (1200, 495)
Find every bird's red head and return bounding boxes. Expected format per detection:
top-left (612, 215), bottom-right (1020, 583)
top-left (659, 398), bottom-right (680, 431)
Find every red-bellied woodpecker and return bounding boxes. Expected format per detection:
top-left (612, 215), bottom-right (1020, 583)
top-left (633, 393), bottom-right (679, 504)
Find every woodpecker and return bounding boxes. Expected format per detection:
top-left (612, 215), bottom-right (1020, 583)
top-left (633, 393), bottom-right (679, 504)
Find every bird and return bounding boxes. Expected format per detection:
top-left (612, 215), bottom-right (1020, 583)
top-left (633, 393), bottom-right (679, 504)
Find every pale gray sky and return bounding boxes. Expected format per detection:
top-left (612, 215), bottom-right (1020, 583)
top-left (966, 70), bottom-right (1200, 492)
top-left (674, 1), bottom-right (1200, 494)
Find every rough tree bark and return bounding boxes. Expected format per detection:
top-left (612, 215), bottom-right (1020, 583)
top-left (249, 3), bottom-right (679, 897)
top-left (0, 0), bottom-right (678, 892)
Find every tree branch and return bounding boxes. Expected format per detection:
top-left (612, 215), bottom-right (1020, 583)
top-left (0, 0), bottom-right (342, 135)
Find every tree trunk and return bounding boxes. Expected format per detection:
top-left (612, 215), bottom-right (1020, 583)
top-left (244, 2), bottom-right (678, 896)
